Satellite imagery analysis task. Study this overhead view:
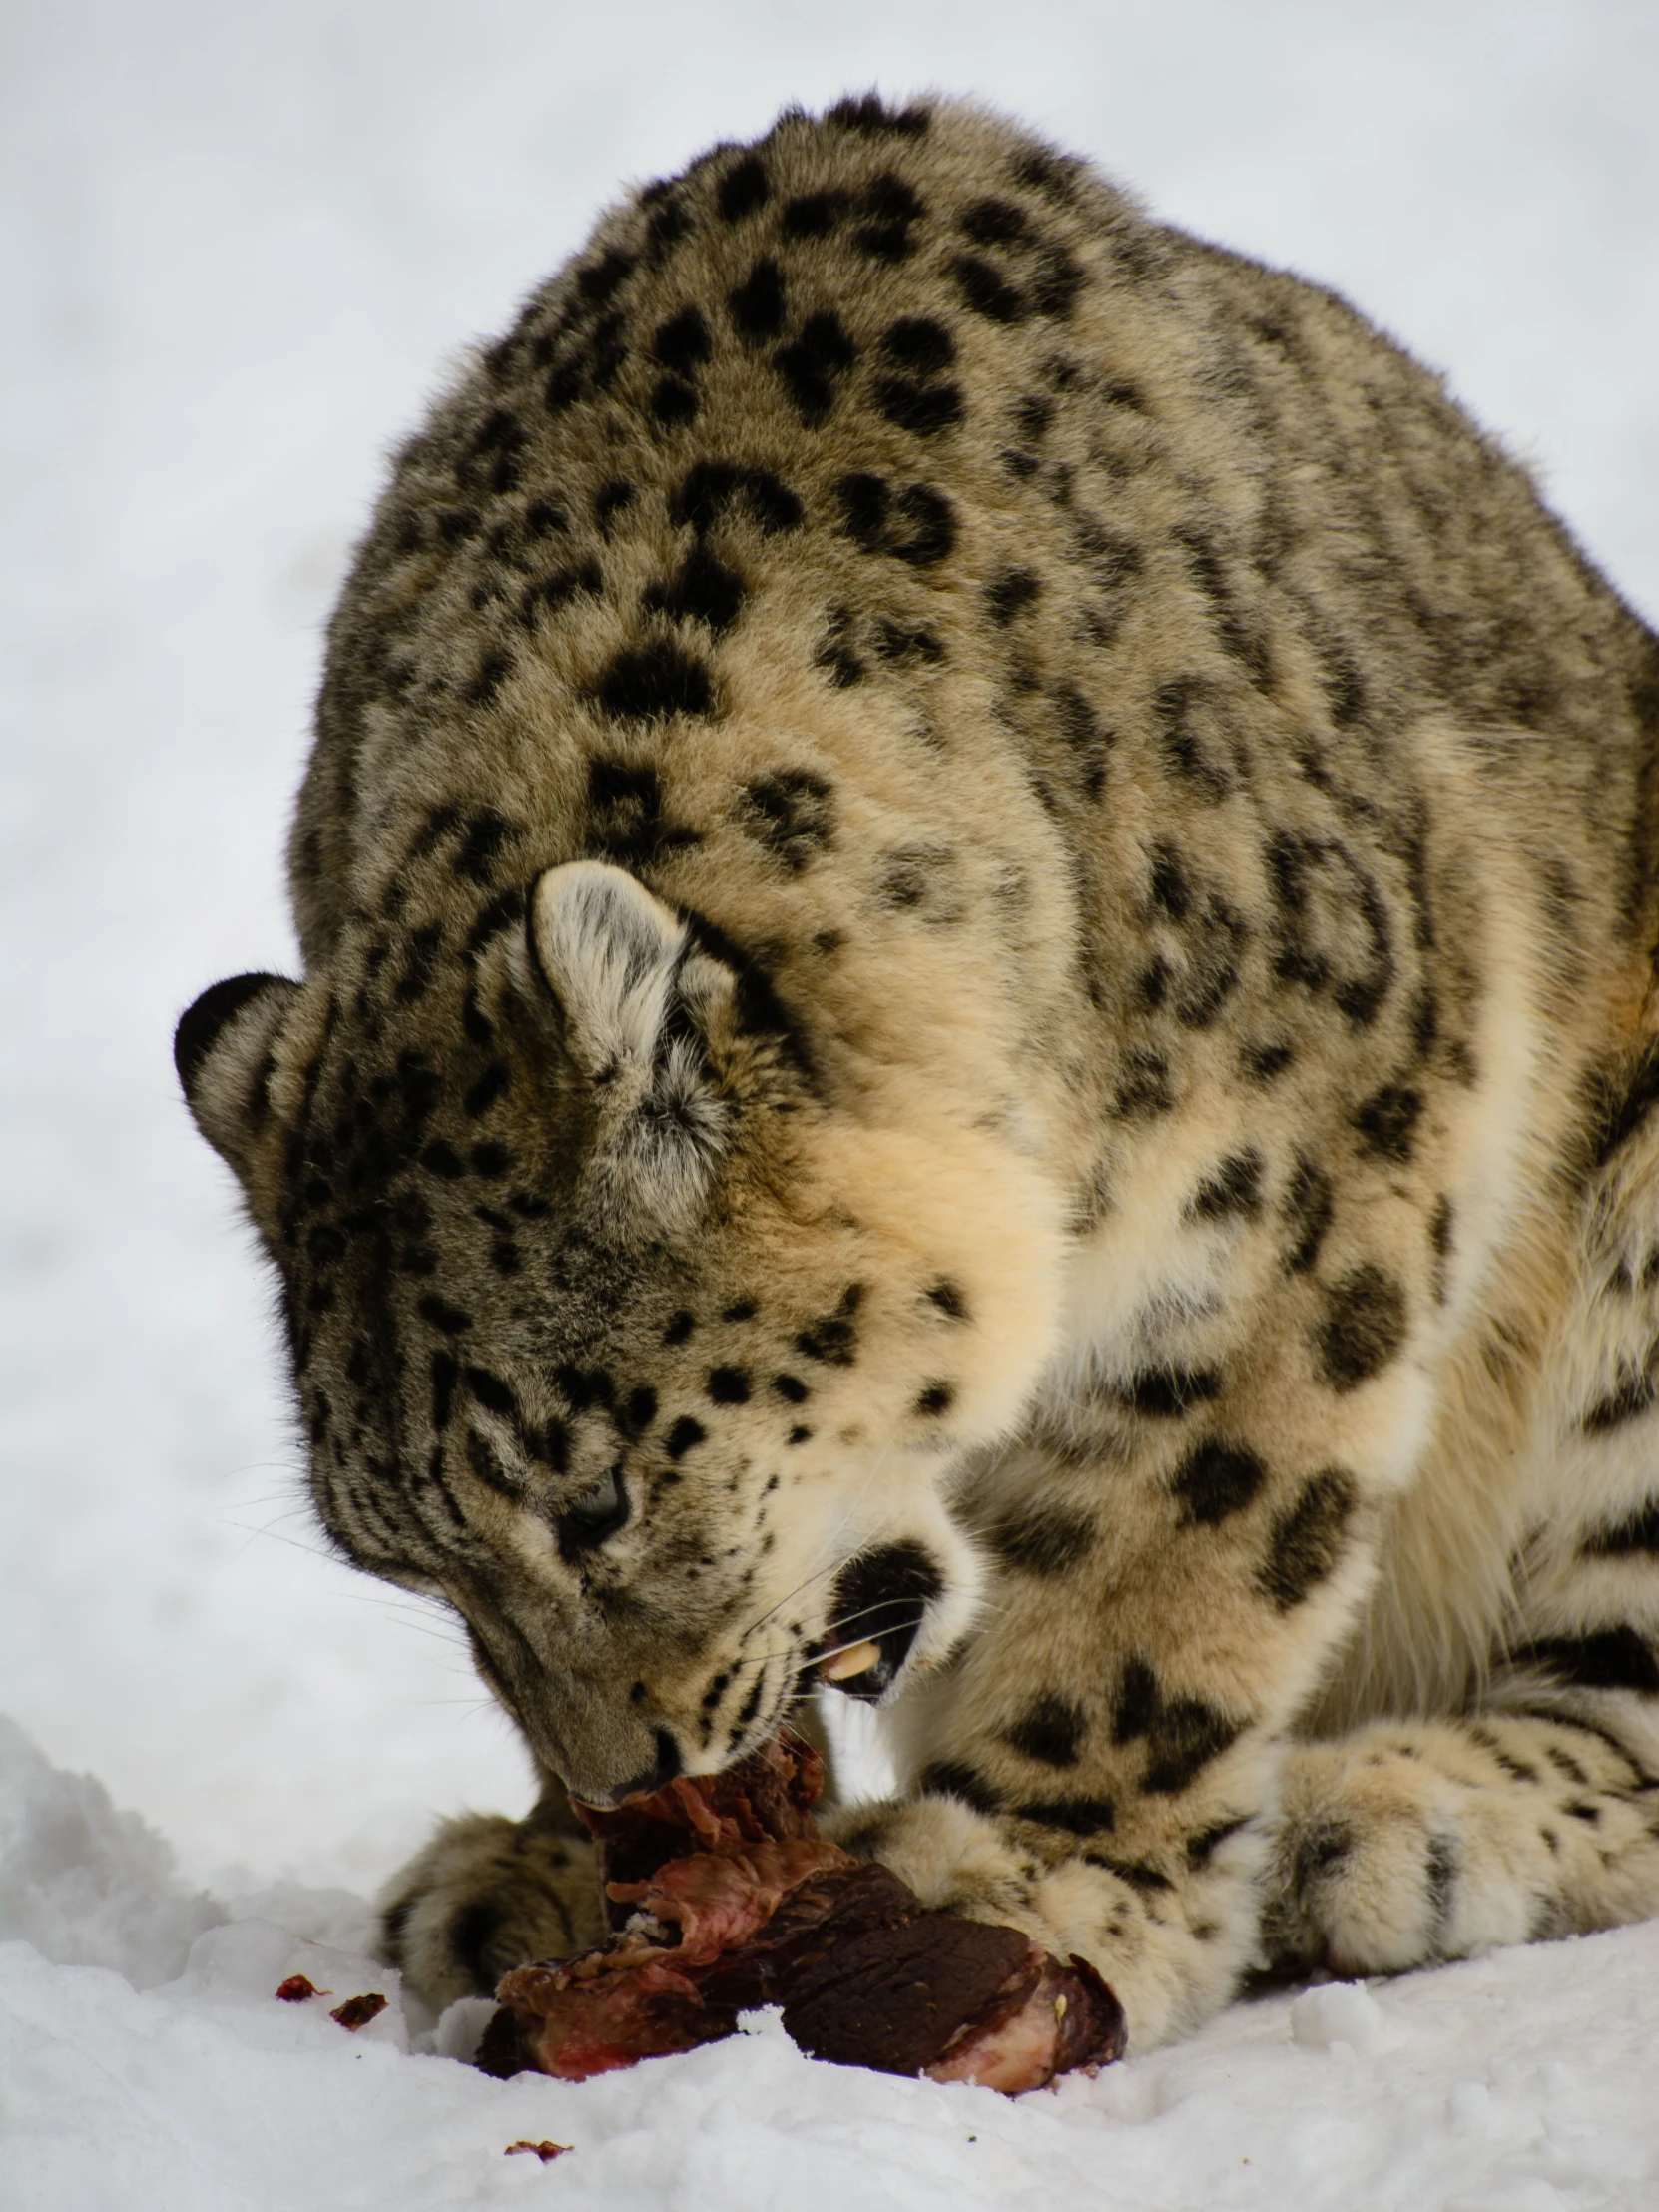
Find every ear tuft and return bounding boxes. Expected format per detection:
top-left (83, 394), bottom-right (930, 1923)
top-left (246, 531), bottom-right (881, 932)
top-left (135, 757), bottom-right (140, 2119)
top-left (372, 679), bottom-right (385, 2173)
top-left (175, 970), bottom-right (301, 1183)
top-left (528, 862), bottom-right (687, 1079)
top-left (174, 972), bottom-right (289, 1097)
top-left (526, 862), bottom-right (727, 1235)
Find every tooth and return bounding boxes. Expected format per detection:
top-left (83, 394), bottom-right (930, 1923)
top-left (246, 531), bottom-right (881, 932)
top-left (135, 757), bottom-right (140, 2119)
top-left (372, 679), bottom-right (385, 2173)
top-left (820, 1639), bottom-right (881, 1682)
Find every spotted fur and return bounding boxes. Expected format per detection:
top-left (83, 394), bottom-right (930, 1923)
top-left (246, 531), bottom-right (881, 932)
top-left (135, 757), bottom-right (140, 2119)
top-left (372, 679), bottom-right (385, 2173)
top-left (179, 97), bottom-right (1659, 2050)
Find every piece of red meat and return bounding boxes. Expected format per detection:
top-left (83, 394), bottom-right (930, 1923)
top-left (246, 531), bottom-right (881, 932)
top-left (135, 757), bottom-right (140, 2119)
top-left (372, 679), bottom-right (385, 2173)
top-left (477, 1734), bottom-right (1125, 2093)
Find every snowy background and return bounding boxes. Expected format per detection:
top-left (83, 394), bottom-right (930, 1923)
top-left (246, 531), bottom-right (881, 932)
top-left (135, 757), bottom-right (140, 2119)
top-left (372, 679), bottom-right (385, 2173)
top-left (3, 0), bottom-right (1658, 2203)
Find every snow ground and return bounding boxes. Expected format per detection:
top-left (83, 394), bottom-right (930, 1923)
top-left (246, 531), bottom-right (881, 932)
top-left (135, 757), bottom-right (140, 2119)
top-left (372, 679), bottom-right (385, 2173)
top-left (7, 1715), bottom-right (1659, 2211)
top-left (2, 0), bottom-right (1658, 2203)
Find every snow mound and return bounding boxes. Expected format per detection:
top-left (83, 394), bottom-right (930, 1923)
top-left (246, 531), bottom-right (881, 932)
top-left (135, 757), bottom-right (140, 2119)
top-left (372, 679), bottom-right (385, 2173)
top-left (6, 1718), bottom-right (1659, 2211)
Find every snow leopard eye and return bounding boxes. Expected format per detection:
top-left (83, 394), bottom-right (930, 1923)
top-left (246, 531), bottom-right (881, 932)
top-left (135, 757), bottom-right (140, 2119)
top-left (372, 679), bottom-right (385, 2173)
top-left (558, 1463), bottom-right (629, 1555)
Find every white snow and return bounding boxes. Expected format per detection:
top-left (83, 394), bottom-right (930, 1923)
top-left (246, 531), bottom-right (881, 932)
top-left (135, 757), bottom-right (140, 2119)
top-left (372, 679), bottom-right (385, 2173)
top-left (2, 0), bottom-right (1657, 2202)
top-left (7, 1718), bottom-right (1659, 2210)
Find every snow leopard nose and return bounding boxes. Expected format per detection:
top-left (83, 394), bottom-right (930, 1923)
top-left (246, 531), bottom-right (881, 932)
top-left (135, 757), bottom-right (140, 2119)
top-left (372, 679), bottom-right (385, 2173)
top-left (583, 1726), bottom-right (683, 1809)
top-left (822, 1542), bottom-right (945, 1702)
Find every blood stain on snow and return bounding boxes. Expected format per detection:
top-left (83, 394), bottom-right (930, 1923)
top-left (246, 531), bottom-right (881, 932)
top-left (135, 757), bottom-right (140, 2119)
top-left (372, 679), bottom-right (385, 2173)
top-left (329, 1991), bottom-right (388, 2030)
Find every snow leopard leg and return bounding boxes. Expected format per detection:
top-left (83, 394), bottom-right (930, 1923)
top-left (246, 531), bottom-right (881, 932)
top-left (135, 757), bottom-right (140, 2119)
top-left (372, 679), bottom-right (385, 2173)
top-left (375, 1772), bottom-right (606, 2011)
top-left (1267, 1080), bottom-right (1659, 1973)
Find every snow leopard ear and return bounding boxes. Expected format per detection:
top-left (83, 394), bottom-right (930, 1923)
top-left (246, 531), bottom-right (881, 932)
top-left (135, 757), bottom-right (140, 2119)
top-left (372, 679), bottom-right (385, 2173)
top-left (524, 861), bottom-right (689, 1082)
top-left (174, 972), bottom-right (302, 1187)
top-left (524, 861), bottom-right (728, 1234)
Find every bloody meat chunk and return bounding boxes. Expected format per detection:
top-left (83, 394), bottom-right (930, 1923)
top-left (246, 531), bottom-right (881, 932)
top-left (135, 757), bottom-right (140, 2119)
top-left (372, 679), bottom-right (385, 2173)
top-left (478, 1733), bottom-right (1125, 2093)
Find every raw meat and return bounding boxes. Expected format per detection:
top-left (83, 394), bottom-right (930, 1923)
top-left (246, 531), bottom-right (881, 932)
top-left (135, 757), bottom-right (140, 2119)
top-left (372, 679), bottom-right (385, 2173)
top-left (477, 1735), bottom-right (1125, 2093)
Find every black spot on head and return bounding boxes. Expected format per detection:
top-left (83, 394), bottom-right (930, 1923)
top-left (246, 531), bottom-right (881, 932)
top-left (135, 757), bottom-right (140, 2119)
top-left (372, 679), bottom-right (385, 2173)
top-left (1172, 1440), bottom-right (1267, 1527)
top-left (1002, 1693), bottom-right (1087, 1768)
top-left (463, 1061), bottom-right (509, 1117)
top-left (620, 1385), bottom-right (657, 1437)
top-left (392, 922), bottom-right (443, 1005)
top-left (593, 478), bottom-right (635, 532)
top-left (1316, 1265), bottom-right (1407, 1391)
top-left (466, 650), bottom-right (514, 708)
top-left (772, 1373), bottom-right (810, 1404)
top-left (988, 1505), bottom-right (1093, 1575)
top-left (463, 1365), bottom-right (516, 1418)
top-left (1354, 1085), bottom-right (1423, 1163)
top-left (645, 196), bottom-right (692, 264)
top-left (642, 543), bottom-right (747, 635)
top-left (891, 485), bottom-right (955, 566)
top-left (986, 568), bottom-right (1040, 625)
top-left (663, 1309), bottom-right (696, 1346)
top-left (578, 248), bottom-right (635, 305)
top-left (649, 375), bottom-right (699, 426)
top-left (430, 1352), bottom-right (458, 1430)
top-left (1258, 1469), bottom-right (1357, 1610)
top-left (585, 758), bottom-right (695, 867)
top-left (653, 306), bottom-right (713, 377)
top-left (1011, 144), bottom-right (1081, 206)
top-left (881, 316), bottom-right (954, 373)
top-left (775, 311), bottom-right (857, 424)
top-left (671, 458), bottom-right (802, 537)
top-left (418, 1295), bottom-right (472, 1334)
top-left (826, 93), bottom-right (930, 137)
top-left (863, 172), bottom-right (923, 224)
top-left (914, 1382), bottom-right (954, 1416)
top-left (740, 769), bottom-right (834, 873)
top-left (717, 154), bottom-right (771, 224)
top-left (728, 259), bottom-right (787, 342)
top-left (517, 560), bottom-right (603, 629)
top-left (455, 810), bottom-right (518, 885)
top-left (836, 472), bottom-right (888, 548)
top-left (950, 254), bottom-right (1026, 323)
top-left (924, 1279), bottom-right (968, 1322)
top-left (1190, 1151), bottom-right (1262, 1221)
top-left (680, 906), bottom-right (816, 1087)
top-left (595, 640), bottom-right (714, 722)
top-left (874, 377), bottom-right (963, 436)
top-left (471, 1142), bottom-right (511, 1177)
top-left (554, 1365), bottom-right (613, 1413)
top-left (1428, 1196), bottom-right (1454, 1304)
top-left (664, 1414), bottom-right (706, 1460)
top-left (781, 190), bottom-right (847, 239)
top-left (959, 197), bottom-right (1029, 246)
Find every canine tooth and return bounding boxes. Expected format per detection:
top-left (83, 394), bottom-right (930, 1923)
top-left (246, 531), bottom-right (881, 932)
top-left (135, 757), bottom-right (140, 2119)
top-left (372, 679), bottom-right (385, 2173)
top-left (820, 1639), bottom-right (881, 1681)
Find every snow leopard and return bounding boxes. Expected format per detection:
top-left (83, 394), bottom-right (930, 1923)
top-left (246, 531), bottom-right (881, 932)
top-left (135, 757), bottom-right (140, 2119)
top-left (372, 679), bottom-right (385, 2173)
top-left (177, 96), bottom-right (1659, 2052)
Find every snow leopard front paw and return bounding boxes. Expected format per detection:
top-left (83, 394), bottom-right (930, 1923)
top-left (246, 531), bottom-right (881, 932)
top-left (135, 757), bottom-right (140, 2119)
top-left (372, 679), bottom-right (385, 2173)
top-left (375, 1788), bottom-right (607, 2013)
